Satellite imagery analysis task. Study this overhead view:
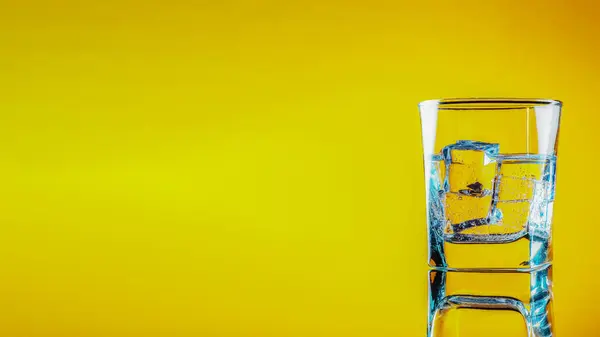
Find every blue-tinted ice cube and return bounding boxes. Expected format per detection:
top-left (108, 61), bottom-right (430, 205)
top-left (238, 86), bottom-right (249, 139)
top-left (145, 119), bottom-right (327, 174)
top-left (440, 141), bottom-right (500, 235)
top-left (441, 140), bottom-right (499, 195)
top-left (442, 140), bottom-right (499, 164)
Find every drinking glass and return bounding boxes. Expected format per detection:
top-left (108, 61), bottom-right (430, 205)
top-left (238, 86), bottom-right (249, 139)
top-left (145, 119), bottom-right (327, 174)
top-left (419, 98), bottom-right (562, 337)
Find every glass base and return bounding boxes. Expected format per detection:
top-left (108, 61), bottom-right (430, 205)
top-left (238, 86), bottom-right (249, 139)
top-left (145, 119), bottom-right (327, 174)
top-left (428, 265), bottom-right (553, 337)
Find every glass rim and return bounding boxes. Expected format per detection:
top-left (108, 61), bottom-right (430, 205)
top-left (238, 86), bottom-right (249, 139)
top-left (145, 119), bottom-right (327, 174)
top-left (418, 98), bottom-right (562, 110)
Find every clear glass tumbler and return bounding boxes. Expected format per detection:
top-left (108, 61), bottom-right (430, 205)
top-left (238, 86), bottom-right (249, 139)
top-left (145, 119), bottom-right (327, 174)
top-left (419, 98), bottom-right (562, 337)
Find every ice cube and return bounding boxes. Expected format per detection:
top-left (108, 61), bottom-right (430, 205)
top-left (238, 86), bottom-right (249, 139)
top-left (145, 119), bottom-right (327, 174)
top-left (440, 141), bottom-right (498, 234)
top-left (445, 193), bottom-right (491, 225)
top-left (486, 155), bottom-right (555, 237)
top-left (444, 192), bottom-right (499, 234)
top-left (495, 176), bottom-right (537, 201)
top-left (442, 140), bottom-right (499, 195)
top-left (494, 201), bottom-right (531, 233)
top-left (494, 158), bottom-right (546, 201)
top-left (442, 140), bottom-right (499, 162)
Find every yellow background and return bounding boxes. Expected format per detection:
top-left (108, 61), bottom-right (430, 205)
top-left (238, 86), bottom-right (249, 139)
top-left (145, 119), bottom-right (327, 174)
top-left (1, 0), bottom-right (599, 336)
